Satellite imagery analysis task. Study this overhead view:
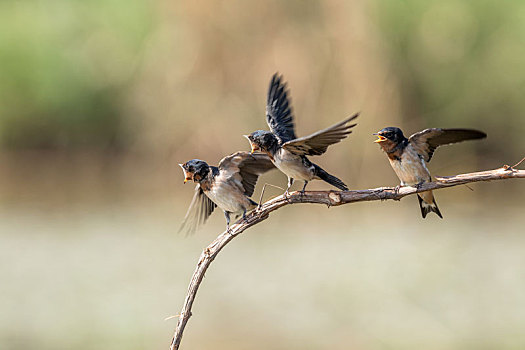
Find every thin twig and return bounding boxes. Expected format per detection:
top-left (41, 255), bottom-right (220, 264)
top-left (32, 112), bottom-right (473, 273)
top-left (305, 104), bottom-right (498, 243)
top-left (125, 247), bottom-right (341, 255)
top-left (257, 183), bottom-right (286, 208)
top-left (512, 156), bottom-right (525, 169)
top-left (170, 164), bottom-right (525, 350)
top-left (464, 184), bottom-right (474, 191)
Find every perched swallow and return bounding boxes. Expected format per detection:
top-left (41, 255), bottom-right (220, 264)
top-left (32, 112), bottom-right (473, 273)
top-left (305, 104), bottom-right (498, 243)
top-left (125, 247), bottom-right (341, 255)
top-left (374, 127), bottom-right (487, 218)
top-left (245, 73), bottom-right (359, 194)
top-left (179, 152), bottom-right (274, 234)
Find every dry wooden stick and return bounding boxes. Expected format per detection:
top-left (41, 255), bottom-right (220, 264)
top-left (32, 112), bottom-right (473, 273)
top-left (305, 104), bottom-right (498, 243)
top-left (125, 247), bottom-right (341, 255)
top-left (170, 164), bottom-right (525, 350)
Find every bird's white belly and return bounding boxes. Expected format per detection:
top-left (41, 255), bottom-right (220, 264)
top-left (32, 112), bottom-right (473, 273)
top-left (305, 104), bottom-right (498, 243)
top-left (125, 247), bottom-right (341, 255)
top-left (390, 148), bottom-right (430, 186)
top-left (273, 150), bottom-right (314, 181)
top-left (205, 182), bottom-right (250, 214)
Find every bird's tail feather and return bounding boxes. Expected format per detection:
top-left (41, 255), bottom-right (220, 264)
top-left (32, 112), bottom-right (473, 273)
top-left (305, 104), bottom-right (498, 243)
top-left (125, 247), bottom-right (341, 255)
top-left (417, 194), bottom-right (443, 219)
top-left (314, 164), bottom-right (348, 191)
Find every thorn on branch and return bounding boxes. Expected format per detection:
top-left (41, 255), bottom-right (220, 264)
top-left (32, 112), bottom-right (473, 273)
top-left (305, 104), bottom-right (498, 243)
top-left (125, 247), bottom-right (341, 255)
top-left (164, 315), bottom-right (180, 321)
top-left (503, 156), bottom-right (525, 172)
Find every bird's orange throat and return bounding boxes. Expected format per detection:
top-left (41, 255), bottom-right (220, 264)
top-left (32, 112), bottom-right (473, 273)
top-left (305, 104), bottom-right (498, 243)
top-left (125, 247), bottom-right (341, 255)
top-left (377, 139), bottom-right (401, 158)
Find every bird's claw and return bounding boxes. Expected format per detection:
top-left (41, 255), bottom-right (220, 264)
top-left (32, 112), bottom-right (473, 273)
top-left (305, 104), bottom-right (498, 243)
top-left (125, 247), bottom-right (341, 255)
top-left (283, 190), bottom-right (292, 203)
top-left (393, 185), bottom-right (402, 201)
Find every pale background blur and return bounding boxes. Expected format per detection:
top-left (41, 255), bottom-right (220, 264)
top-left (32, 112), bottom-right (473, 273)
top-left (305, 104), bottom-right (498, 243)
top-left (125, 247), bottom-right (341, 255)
top-left (1, 1), bottom-right (525, 349)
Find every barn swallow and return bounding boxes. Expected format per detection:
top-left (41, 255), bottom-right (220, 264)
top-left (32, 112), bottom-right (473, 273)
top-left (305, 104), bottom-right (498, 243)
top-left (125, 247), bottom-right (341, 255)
top-left (374, 127), bottom-right (487, 218)
top-left (179, 152), bottom-right (274, 234)
top-left (244, 73), bottom-right (359, 195)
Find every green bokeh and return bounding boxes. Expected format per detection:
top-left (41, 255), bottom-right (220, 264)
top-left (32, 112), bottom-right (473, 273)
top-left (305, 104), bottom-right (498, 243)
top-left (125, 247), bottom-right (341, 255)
top-left (0, 0), bottom-right (154, 149)
top-left (376, 0), bottom-right (525, 159)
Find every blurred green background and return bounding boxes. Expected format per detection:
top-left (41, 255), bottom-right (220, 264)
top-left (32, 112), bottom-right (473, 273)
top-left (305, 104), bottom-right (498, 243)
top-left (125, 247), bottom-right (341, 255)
top-left (1, 1), bottom-right (524, 349)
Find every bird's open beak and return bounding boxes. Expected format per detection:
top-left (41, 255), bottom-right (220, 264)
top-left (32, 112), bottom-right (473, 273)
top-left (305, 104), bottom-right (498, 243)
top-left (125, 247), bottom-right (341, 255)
top-left (373, 134), bottom-right (387, 143)
top-left (179, 164), bottom-right (191, 183)
top-left (243, 135), bottom-right (258, 153)
top-left (249, 143), bottom-right (259, 154)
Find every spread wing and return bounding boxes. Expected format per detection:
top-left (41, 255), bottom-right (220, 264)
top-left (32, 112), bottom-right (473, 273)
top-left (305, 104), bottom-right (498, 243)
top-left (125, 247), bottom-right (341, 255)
top-left (218, 151), bottom-right (275, 197)
top-left (409, 128), bottom-right (487, 162)
top-left (281, 113), bottom-right (359, 156)
top-left (178, 184), bottom-right (216, 235)
top-left (266, 73), bottom-right (296, 143)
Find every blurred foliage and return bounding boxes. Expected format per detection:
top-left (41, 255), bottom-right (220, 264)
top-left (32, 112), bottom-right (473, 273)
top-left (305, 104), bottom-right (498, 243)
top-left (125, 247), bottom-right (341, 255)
top-left (0, 0), bottom-right (153, 149)
top-left (0, 0), bottom-right (523, 159)
top-left (375, 0), bottom-right (525, 160)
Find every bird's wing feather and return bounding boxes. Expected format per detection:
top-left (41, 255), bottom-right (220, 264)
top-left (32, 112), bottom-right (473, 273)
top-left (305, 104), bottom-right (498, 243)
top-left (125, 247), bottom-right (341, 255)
top-left (178, 184), bottom-right (216, 235)
top-left (281, 113), bottom-right (359, 156)
top-left (409, 128), bottom-right (487, 162)
top-left (218, 151), bottom-right (275, 197)
top-left (266, 73), bottom-right (296, 143)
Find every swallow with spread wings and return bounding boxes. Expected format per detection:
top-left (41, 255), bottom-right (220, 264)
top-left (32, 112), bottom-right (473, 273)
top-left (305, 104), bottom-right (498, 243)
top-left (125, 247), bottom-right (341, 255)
top-left (374, 127), bottom-right (487, 218)
top-left (245, 73), bottom-right (359, 195)
top-left (179, 152), bottom-right (274, 234)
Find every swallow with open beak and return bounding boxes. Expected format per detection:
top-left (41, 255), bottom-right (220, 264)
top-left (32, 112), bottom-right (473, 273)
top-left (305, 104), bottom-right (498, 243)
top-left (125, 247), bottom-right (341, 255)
top-left (179, 151), bottom-right (274, 234)
top-left (373, 127), bottom-right (487, 218)
top-left (244, 73), bottom-right (359, 195)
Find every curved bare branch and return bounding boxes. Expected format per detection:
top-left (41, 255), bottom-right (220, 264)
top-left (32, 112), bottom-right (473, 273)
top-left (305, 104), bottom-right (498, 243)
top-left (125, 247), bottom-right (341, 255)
top-left (170, 164), bottom-right (524, 350)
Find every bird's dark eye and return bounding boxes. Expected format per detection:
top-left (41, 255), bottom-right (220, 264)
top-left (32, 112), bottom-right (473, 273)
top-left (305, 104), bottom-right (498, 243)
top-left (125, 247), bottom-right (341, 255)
top-left (188, 166), bottom-right (194, 172)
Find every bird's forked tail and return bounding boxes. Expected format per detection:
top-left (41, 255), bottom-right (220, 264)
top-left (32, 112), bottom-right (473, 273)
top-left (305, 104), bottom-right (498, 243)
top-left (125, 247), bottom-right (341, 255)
top-left (313, 164), bottom-right (348, 191)
top-left (417, 191), bottom-right (443, 219)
